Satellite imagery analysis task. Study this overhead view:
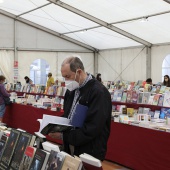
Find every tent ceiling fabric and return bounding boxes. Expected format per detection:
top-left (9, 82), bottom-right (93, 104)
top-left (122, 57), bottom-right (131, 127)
top-left (0, 0), bottom-right (170, 50)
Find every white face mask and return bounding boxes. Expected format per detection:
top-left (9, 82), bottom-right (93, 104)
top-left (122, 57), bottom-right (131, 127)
top-left (65, 80), bottom-right (79, 91)
top-left (65, 70), bottom-right (80, 91)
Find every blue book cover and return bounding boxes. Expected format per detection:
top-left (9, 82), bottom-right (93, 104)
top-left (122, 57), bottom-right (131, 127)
top-left (160, 108), bottom-right (170, 119)
top-left (71, 104), bottom-right (88, 128)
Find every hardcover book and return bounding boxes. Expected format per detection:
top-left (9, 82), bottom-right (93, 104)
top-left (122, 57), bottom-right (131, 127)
top-left (40, 104), bottom-right (88, 135)
top-left (0, 134), bottom-right (8, 161)
top-left (29, 148), bottom-right (50, 170)
top-left (61, 154), bottom-right (82, 170)
top-left (19, 146), bottom-right (36, 170)
top-left (44, 150), bottom-right (65, 170)
top-left (10, 132), bottom-right (36, 170)
top-left (0, 129), bottom-right (21, 170)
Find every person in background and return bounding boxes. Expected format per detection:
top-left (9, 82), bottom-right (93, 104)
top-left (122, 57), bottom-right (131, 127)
top-left (24, 76), bottom-right (33, 85)
top-left (48, 56), bottom-right (112, 161)
top-left (46, 73), bottom-right (54, 87)
top-left (96, 73), bottom-right (102, 83)
top-left (162, 75), bottom-right (170, 87)
top-left (0, 75), bottom-right (11, 123)
top-left (146, 78), bottom-right (152, 85)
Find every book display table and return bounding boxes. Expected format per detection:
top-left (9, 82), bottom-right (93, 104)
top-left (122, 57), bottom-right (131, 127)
top-left (105, 122), bottom-right (170, 170)
top-left (4, 103), bottom-right (170, 169)
top-left (3, 103), bottom-right (63, 134)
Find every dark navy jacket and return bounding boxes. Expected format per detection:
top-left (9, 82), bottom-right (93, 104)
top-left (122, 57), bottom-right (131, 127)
top-left (63, 78), bottom-right (112, 160)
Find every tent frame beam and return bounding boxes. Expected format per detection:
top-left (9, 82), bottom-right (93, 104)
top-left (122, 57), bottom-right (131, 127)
top-left (0, 9), bottom-right (96, 52)
top-left (63, 10), bottom-right (170, 35)
top-left (48, 0), bottom-right (152, 47)
top-left (17, 3), bottom-right (52, 17)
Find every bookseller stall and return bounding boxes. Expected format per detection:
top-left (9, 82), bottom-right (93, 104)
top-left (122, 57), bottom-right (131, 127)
top-left (3, 103), bottom-right (170, 170)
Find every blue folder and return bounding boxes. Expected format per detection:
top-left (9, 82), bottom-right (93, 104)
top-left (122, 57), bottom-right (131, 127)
top-left (71, 104), bottom-right (88, 128)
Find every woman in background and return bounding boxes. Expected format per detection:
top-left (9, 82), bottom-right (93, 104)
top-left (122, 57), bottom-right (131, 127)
top-left (0, 75), bottom-right (11, 123)
top-left (96, 73), bottom-right (102, 83)
top-left (24, 76), bottom-right (33, 84)
top-left (162, 75), bottom-right (170, 87)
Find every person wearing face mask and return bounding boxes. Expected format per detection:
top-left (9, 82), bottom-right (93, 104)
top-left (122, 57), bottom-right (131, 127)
top-left (0, 75), bottom-right (11, 123)
top-left (162, 75), bottom-right (170, 87)
top-left (48, 56), bottom-right (112, 161)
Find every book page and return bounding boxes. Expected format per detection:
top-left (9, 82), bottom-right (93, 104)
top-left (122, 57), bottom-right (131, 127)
top-left (39, 114), bottom-right (71, 132)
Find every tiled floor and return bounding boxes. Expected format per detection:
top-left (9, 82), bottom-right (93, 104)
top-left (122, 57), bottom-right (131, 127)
top-left (102, 160), bottom-right (131, 170)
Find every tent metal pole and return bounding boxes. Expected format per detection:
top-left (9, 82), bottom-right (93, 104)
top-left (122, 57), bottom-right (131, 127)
top-left (146, 47), bottom-right (151, 79)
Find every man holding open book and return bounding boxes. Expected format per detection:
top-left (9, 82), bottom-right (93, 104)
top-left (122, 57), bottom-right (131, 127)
top-left (48, 56), bottom-right (112, 161)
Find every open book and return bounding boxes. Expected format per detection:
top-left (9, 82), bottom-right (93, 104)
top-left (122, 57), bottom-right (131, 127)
top-left (36, 104), bottom-right (88, 135)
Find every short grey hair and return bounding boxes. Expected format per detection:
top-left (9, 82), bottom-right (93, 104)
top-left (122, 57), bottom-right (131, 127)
top-left (62, 56), bottom-right (84, 72)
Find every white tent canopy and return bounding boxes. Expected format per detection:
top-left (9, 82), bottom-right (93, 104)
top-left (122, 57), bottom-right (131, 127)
top-left (0, 0), bottom-right (170, 84)
top-left (0, 0), bottom-right (170, 50)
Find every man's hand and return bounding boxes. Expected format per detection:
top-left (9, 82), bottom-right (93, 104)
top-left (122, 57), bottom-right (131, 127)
top-left (48, 132), bottom-right (62, 139)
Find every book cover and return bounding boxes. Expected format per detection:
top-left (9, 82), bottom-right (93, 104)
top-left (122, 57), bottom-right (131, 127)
top-left (71, 104), bottom-right (88, 128)
top-left (121, 92), bottom-right (127, 103)
top-left (148, 111), bottom-right (155, 118)
top-left (44, 150), bottom-right (65, 170)
top-left (154, 110), bottom-right (160, 119)
top-left (163, 92), bottom-right (170, 107)
top-left (159, 85), bottom-right (166, 94)
top-left (131, 91), bottom-right (138, 103)
top-left (127, 108), bottom-right (134, 117)
top-left (155, 84), bottom-right (161, 94)
top-left (126, 91), bottom-right (132, 103)
top-left (19, 146), bottom-right (36, 170)
top-left (137, 92), bottom-right (143, 104)
top-left (160, 108), bottom-right (170, 119)
top-left (29, 148), bottom-right (50, 170)
top-left (138, 107), bottom-right (144, 114)
top-left (0, 134), bottom-right (8, 161)
top-left (152, 94), bottom-right (161, 105)
top-left (158, 95), bottom-right (164, 106)
top-left (10, 132), bottom-right (36, 170)
top-left (148, 95), bottom-right (154, 105)
top-left (41, 104), bottom-right (88, 135)
top-left (61, 154), bottom-right (82, 170)
top-left (142, 92), bottom-right (150, 104)
top-left (143, 108), bottom-right (150, 114)
top-left (0, 129), bottom-right (21, 169)
top-left (165, 87), bottom-right (170, 93)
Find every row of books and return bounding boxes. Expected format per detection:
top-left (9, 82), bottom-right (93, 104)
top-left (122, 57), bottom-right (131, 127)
top-left (0, 128), bottom-right (103, 170)
top-left (112, 104), bottom-right (170, 120)
top-left (5, 83), bottom-right (67, 97)
top-left (112, 90), bottom-right (170, 107)
top-left (105, 79), bottom-right (170, 94)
